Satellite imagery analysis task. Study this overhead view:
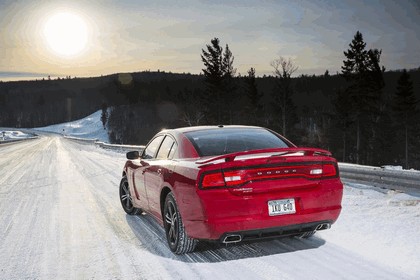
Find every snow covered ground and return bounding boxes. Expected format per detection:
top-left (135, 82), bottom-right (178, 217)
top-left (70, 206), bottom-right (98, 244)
top-left (0, 129), bottom-right (35, 141)
top-left (320, 182), bottom-right (419, 277)
top-left (35, 110), bottom-right (109, 142)
top-left (0, 136), bottom-right (419, 279)
top-left (1, 112), bottom-right (419, 279)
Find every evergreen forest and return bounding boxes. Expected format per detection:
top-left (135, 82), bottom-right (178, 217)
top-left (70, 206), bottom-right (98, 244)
top-left (1, 32), bottom-right (419, 169)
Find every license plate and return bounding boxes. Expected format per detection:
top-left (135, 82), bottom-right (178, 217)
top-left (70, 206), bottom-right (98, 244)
top-left (268, 199), bottom-right (296, 216)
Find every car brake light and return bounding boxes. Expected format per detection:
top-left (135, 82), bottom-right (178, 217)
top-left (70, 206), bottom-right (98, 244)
top-left (321, 164), bottom-right (337, 178)
top-left (201, 170), bottom-right (246, 188)
top-left (201, 172), bottom-right (225, 188)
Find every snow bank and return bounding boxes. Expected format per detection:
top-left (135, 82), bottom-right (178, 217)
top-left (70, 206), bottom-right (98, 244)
top-left (382, 165), bottom-right (403, 171)
top-left (319, 182), bottom-right (420, 277)
top-left (339, 162), bottom-right (419, 173)
top-left (0, 130), bottom-right (34, 141)
top-left (35, 110), bottom-right (109, 142)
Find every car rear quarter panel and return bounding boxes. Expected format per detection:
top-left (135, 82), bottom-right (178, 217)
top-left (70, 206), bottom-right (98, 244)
top-left (170, 161), bottom-right (206, 221)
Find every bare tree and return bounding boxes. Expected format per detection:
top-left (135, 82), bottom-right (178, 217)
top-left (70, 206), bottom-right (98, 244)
top-left (271, 57), bottom-right (298, 79)
top-left (270, 56), bottom-right (298, 136)
top-left (182, 111), bottom-right (205, 126)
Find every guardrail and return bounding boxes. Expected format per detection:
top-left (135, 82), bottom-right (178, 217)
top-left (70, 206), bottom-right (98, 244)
top-left (64, 136), bottom-right (145, 153)
top-left (0, 136), bottom-right (39, 145)
top-left (338, 163), bottom-right (420, 193)
top-left (63, 136), bottom-right (420, 193)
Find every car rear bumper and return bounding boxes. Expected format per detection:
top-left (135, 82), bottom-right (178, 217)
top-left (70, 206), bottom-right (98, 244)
top-left (182, 178), bottom-right (343, 240)
top-left (219, 220), bottom-right (333, 243)
top-left (184, 206), bottom-right (341, 240)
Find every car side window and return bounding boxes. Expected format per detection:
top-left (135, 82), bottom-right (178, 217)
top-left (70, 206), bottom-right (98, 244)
top-left (156, 136), bottom-right (175, 160)
top-left (168, 142), bottom-right (177, 159)
top-left (143, 135), bottom-right (164, 159)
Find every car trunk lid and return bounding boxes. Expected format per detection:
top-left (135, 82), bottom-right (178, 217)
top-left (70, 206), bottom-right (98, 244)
top-left (196, 148), bottom-right (338, 194)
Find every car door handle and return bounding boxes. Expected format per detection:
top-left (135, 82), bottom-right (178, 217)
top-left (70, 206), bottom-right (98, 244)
top-left (157, 169), bottom-right (162, 175)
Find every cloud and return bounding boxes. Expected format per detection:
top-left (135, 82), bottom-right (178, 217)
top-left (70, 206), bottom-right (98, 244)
top-left (0, 0), bottom-right (418, 78)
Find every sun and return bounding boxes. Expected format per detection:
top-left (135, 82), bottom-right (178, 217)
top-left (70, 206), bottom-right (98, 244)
top-left (43, 12), bottom-right (88, 57)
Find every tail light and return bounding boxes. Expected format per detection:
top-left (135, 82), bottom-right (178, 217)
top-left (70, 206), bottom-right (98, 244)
top-left (200, 163), bottom-right (337, 189)
top-left (201, 172), bottom-right (225, 188)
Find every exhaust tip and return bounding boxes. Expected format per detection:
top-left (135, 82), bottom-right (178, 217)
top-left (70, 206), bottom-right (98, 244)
top-left (316, 223), bottom-right (331, 231)
top-left (223, 234), bottom-right (242, 243)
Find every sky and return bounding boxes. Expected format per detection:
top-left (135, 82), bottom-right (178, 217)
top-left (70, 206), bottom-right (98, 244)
top-left (0, 0), bottom-right (419, 81)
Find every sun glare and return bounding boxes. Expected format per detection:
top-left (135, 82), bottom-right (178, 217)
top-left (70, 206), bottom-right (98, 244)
top-left (43, 12), bottom-right (88, 57)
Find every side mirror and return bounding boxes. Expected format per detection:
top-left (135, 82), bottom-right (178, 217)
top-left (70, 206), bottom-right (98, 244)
top-left (126, 151), bottom-right (140, 160)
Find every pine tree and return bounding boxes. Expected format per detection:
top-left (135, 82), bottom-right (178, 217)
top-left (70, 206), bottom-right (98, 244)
top-left (392, 70), bottom-right (418, 168)
top-left (201, 38), bottom-right (224, 123)
top-left (365, 49), bottom-right (389, 165)
top-left (221, 44), bottom-right (237, 123)
top-left (201, 38), bottom-right (224, 90)
top-left (222, 45), bottom-right (236, 78)
top-left (340, 31), bottom-right (385, 164)
top-left (245, 68), bottom-right (262, 125)
top-left (342, 31), bottom-right (368, 78)
top-left (201, 38), bottom-right (236, 124)
top-left (341, 31), bottom-right (368, 164)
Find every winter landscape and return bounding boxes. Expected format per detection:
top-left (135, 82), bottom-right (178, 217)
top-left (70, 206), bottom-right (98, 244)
top-left (1, 112), bottom-right (419, 279)
top-left (1, 1), bottom-right (419, 279)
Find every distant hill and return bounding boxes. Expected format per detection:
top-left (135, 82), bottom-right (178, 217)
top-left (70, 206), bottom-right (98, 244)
top-left (0, 71), bottom-right (203, 128)
top-left (2, 68), bottom-right (419, 168)
top-left (1, 69), bottom-right (418, 129)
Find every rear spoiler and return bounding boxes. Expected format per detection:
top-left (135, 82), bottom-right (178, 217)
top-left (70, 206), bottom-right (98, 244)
top-left (196, 147), bottom-right (332, 164)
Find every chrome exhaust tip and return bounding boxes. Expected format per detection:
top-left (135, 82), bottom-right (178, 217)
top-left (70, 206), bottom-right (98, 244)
top-left (316, 223), bottom-right (331, 231)
top-left (223, 234), bottom-right (242, 243)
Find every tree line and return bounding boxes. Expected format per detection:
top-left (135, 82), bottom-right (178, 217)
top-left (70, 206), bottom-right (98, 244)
top-left (0, 31), bottom-right (419, 168)
top-left (171, 32), bottom-right (419, 169)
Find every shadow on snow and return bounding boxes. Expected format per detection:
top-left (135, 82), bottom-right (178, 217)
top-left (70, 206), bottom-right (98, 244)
top-left (126, 213), bottom-right (326, 263)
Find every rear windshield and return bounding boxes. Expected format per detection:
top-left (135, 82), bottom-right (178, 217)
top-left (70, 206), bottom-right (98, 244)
top-left (185, 128), bottom-right (290, 157)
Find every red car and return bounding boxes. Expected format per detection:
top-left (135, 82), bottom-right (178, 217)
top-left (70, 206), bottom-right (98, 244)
top-left (119, 126), bottom-right (343, 254)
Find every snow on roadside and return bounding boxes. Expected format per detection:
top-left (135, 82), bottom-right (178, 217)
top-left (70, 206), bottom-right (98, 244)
top-left (339, 162), bottom-right (419, 173)
top-left (0, 130), bottom-right (34, 141)
top-left (35, 110), bottom-right (109, 142)
top-left (319, 182), bottom-right (420, 277)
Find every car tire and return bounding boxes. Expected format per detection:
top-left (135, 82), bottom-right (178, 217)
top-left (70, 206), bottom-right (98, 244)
top-left (163, 192), bottom-right (198, 254)
top-left (119, 176), bottom-right (142, 215)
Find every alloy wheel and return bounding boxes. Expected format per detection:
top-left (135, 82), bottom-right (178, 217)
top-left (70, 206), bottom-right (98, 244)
top-left (165, 200), bottom-right (178, 246)
top-left (120, 179), bottom-right (133, 211)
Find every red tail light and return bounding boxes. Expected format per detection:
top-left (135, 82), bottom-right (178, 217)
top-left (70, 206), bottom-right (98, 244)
top-left (201, 172), bottom-right (225, 188)
top-left (321, 164), bottom-right (337, 178)
top-left (200, 163), bottom-right (338, 189)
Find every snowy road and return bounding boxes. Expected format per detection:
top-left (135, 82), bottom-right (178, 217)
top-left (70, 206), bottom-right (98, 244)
top-left (1, 136), bottom-right (418, 279)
